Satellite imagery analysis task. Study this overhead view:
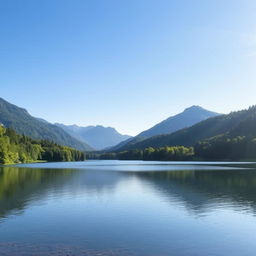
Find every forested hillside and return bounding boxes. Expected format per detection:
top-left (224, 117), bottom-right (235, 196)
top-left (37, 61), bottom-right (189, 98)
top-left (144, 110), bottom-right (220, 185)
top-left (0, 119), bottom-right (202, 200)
top-left (195, 108), bottom-right (256, 160)
top-left (0, 98), bottom-right (92, 151)
top-left (96, 106), bottom-right (256, 161)
top-left (0, 126), bottom-right (85, 164)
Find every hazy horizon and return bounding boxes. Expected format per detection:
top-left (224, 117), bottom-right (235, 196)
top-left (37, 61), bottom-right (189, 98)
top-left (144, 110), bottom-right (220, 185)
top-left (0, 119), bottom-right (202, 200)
top-left (1, 0), bottom-right (256, 135)
top-left (37, 104), bottom-right (223, 136)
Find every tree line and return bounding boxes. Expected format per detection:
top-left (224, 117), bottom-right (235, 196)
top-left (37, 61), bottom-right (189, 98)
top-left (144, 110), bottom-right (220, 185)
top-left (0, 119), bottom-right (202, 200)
top-left (89, 135), bottom-right (256, 162)
top-left (89, 146), bottom-right (194, 161)
top-left (194, 135), bottom-right (256, 161)
top-left (0, 126), bottom-right (85, 164)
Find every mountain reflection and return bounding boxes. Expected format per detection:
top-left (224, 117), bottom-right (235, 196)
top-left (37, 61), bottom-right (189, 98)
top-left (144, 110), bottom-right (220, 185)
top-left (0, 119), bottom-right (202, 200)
top-left (0, 167), bottom-right (127, 220)
top-left (134, 169), bottom-right (256, 214)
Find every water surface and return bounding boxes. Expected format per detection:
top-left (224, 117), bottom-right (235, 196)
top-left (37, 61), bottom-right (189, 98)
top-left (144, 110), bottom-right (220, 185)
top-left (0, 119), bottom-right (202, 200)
top-left (0, 160), bottom-right (256, 256)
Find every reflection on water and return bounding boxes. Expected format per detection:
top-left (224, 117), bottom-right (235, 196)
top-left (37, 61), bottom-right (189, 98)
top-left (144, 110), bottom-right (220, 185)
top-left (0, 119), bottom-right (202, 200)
top-left (0, 167), bottom-right (126, 220)
top-left (139, 170), bottom-right (256, 218)
top-left (0, 161), bottom-right (256, 256)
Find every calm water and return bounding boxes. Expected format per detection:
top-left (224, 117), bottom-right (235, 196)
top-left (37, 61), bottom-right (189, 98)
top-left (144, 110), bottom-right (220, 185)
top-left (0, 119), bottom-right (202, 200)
top-left (1, 160), bottom-right (256, 256)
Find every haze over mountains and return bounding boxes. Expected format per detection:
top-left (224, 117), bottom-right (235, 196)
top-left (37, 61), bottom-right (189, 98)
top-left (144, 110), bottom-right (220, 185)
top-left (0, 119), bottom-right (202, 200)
top-left (55, 123), bottom-right (131, 150)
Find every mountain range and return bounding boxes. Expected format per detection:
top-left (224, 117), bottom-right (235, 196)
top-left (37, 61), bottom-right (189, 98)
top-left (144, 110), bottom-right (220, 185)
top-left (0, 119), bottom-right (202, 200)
top-left (114, 106), bottom-right (256, 152)
top-left (55, 123), bottom-right (131, 150)
top-left (0, 98), bottom-right (131, 151)
top-left (2, 96), bottom-right (255, 160)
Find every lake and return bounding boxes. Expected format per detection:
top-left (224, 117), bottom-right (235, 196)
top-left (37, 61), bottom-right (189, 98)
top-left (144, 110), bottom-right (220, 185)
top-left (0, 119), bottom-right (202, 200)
top-left (0, 160), bottom-right (256, 256)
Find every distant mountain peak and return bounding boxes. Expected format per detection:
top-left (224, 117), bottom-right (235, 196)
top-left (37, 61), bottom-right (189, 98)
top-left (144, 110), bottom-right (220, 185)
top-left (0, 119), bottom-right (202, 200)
top-left (138, 106), bottom-right (219, 137)
top-left (111, 106), bottom-right (220, 151)
top-left (55, 123), bottom-right (132, 150)
top-left (184, 105), bottom-right (204, 112)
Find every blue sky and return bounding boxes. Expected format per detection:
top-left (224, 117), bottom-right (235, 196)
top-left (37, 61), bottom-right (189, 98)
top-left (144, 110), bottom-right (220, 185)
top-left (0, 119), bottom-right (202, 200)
top-left (1, 0), bottom-right (256, 135)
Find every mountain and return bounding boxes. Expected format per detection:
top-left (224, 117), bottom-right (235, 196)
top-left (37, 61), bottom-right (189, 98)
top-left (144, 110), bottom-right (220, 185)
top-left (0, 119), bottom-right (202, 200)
top-left (138, 106), bottom-right (220, 138)
top-left (0, 98), bottom-right (92, 151)
top-left (55, 123), bottom-right (132, 150)
top-left (114, 106), bottom-right (256, 151)
top-left (112, 106), bottom-right (220, 151)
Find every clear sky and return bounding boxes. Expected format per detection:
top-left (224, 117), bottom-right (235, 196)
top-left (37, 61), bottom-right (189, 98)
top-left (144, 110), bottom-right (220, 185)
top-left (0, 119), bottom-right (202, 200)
top-left (0, 0), bottom-right (256, 136)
